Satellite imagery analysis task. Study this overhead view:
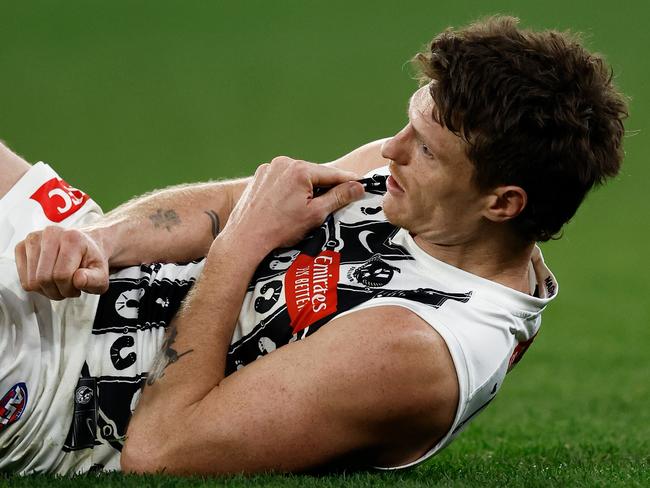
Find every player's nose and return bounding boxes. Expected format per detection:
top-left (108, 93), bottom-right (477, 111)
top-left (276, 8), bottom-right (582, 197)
top-left (381, 126), bottom-right (410, 165)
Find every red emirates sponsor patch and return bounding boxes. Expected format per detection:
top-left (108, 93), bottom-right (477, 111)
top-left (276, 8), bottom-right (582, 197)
top-left (285, 250), bottom-right (340, 333)
top-left (0, 383), bottom-right (28, 432)
top-left (30, 178), bottom-right (89, 223)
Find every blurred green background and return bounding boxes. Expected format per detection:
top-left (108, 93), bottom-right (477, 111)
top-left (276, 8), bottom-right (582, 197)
top-left (1, 0), bottom-right (648, 484)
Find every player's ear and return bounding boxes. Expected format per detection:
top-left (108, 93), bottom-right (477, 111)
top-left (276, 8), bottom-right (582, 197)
top-left (482, 185), bottom-right (527, 223)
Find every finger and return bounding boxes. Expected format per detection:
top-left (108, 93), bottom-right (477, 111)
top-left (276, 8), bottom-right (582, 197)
top-left (52, 234), bottom-right (86, 297)
top-left (248, 163), bottom-right (271, 192)
top-left (73, 267), bottom-right (109, 295)
top-left (305, 164), bottom-right (359, 188)
top-left (14, 241), bottom-right (29, 291)
top-left (313, 181), bottom-right (365, 216)
top-left (253, 162), bottom-right (271, 181)
top-left (23, 233), bottom-right (44, 291)
top-left (35, 230), bottom-right (66, 300)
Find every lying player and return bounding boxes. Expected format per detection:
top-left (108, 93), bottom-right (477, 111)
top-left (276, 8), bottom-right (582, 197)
top-left (0, 16), bottom-right (626, 475)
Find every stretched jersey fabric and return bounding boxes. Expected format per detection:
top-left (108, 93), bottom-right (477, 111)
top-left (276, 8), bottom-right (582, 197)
top-left (0, 164), bottom-right (558, 474)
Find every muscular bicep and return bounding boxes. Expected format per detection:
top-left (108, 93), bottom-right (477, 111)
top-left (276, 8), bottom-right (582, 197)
top-left (129, 307), bottom-right (458, 475)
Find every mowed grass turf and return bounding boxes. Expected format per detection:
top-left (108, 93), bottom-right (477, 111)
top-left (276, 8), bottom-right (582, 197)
top-left (1, 1), bottom-right (649, 487)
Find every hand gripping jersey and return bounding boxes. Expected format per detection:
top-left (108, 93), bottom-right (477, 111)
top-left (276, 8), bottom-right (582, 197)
top-left (0, 164), bottom-right (558, 474)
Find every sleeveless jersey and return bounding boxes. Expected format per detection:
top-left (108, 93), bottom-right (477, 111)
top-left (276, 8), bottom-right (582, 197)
top-left (226, 166), bottom-right (558, 468)
top-left (2, 165), bottom-right (558, 473)
top-left (74, 166), bottom-right (556, 471)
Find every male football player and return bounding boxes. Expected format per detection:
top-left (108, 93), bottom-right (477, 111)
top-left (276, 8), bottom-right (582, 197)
top-left (0, 16), bottom-right (626, 475)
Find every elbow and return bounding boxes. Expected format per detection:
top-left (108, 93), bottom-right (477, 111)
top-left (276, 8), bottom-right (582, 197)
top-left (121, 436), bottom-right (163, 474)
top-left (121, 426), bottom-right (201, 475)
top-left (121, 420), bottom-right (174, 474)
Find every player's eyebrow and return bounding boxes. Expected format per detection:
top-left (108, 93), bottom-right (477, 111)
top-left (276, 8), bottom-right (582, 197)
top-left (406, 93), bottom-right (447, 162)
top-left (407, 97), bottom-right (434, 144)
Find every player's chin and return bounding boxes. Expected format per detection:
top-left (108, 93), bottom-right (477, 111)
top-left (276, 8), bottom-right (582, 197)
top-left (382, 197), bottom-right (407, 228)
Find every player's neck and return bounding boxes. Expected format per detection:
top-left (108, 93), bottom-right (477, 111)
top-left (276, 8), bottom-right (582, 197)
top-left (413, 228), bottom-right (536, 294)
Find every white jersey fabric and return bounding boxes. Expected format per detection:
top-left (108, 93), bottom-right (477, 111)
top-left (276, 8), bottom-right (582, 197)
top-left (0, 163), bottom-right (558, 474)
top-left (0, 163), bottom-right (207, 474)
top-left (0, 163), bottom-right (102, 474)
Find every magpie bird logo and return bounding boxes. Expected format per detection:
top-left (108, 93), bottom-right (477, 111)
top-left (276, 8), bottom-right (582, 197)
top-left (115, 288), bottom-right (145, 319)
top-left (349, 254), bottom-right (400, 287)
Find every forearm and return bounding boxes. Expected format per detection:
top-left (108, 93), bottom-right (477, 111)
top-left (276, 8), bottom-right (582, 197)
top-left (82, 138), bottom-right (385, 268)
top-left (87, 178), bottom-right (249, 268)
top-left (125, 235), bottom-right (265, 449)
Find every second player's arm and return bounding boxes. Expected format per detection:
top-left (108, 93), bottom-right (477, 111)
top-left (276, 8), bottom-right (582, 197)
top-left (91, 178), bottom-right (249, 268)
top-left (15, 176), bottom-right (251, 299)
top-left (15, 140), bottom-right (388, 299)
top-left (97, 137), bottom-right (389, 267)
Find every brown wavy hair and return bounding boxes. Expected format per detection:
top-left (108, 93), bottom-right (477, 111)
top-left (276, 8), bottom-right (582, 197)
top-left (414, 16), bottom-right (628, 241)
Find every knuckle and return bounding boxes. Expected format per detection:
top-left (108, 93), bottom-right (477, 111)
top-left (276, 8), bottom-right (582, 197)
top-left (25, 231), bottom-right (41, 245)
top-left (61, 229), bottom-right (82, 246)
top-left (270, 156), bottom-right (289, 165)
top-left (42, 225), bottom-right (62, 237)
top-left (291, 163), bottom-right (308, 180)
top-left (255, 163), bottom-right (270, 176)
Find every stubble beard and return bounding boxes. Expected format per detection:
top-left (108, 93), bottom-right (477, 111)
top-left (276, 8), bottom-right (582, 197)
top-left (382, 195), bottom-right (408, 230)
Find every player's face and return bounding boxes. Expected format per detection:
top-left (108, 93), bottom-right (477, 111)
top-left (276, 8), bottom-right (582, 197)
top-left (381, 86), bottom-right (490, 245)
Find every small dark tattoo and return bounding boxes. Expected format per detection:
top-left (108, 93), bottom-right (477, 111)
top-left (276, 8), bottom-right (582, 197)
top-left (146, 323), bottom-right (194, 386)
top-left (204, 210), bottom-right (221, 239)
top-left (149, 208), bottom-right (181, 231)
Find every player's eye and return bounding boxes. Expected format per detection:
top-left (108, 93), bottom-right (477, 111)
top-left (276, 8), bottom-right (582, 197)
top-left (421, 144), bottom-right (434, 158)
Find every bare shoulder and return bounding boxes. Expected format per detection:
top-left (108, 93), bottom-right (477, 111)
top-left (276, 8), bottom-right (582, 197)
top-left (318, 305), bottom-right (459, 466)
top-left (324, 139), bottom-right (391, 175)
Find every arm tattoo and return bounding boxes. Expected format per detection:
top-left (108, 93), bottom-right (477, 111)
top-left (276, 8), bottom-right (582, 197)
top-left (204, 210), bottom-right (221, 239)
top-left (149, 208), bottom-right (181, 231)
top-left (146, 323), bottom-right (194, 386)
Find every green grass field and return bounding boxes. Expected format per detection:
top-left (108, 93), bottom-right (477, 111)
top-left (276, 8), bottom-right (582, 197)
top-left (1, 1), bottom-right (649, 486)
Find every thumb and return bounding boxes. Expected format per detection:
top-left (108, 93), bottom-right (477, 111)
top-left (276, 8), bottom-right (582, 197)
top-left (317, 180), bottom-right (365, 214)
top-left (73, 267), bottom-right (109, 295)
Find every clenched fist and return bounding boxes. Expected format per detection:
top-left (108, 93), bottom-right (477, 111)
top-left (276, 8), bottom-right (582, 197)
top-left (14, 226), bottom-right (109, 300)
